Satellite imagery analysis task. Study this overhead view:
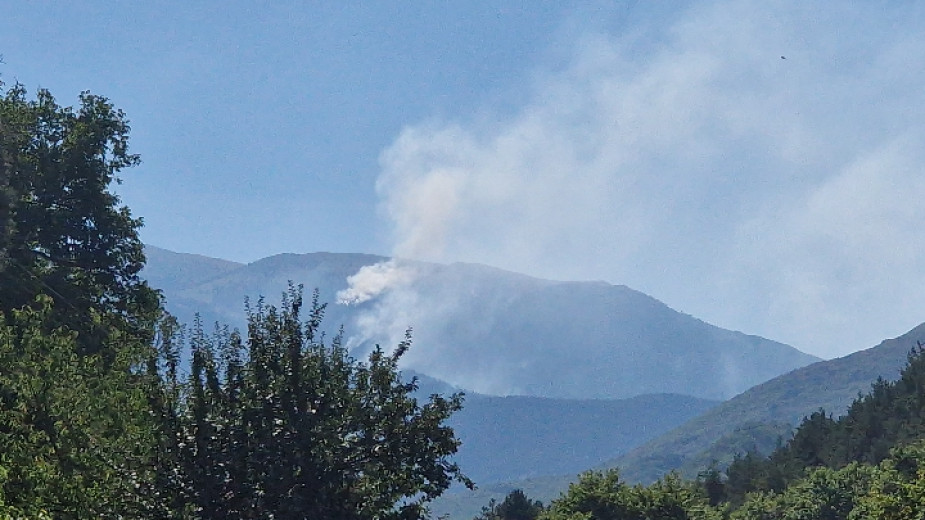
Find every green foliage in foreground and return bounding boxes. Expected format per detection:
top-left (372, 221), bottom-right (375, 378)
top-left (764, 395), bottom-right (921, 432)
top-left (489, 442), bottom-right (925, 520)
top-left (153, 286), bottom-right (471, 519)
top-left (0, 83), bottom-right (160, 357)
top-left (0, 287), bottom-right (471, 519)
top-left (541, 471), bottom-right (720, 520)
top-left (0, 297), bottom-right (159, 518)
top-left (474, 488), bottom-right (544, 520)
top-left (0, 81), bottom-right (469, 519)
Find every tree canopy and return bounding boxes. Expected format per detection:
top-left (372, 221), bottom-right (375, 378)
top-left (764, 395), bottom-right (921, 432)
top-left (0, 83), bottom-right (159, 355)
top-left (0, 296), bottom-right (159, 518)
top-left (153, 287), bottom-right (470, 519)
top-left (0, 81), bottom-right (166, 518)
top-left (473, 489), bottom-right (543, 520)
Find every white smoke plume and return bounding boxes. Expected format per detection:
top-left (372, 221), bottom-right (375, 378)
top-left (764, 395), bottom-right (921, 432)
top-left (336, 260), bottom-right (416, 305)
top-left (362, 1), bottom-right (925, 361)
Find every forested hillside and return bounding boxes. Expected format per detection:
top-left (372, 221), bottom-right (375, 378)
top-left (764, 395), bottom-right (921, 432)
top-left (430, 321), bottom-right (925, 519)
top-left (609, 322), bottom-right (925, 483)
top-left (470, 338), bottom-right (925, 520)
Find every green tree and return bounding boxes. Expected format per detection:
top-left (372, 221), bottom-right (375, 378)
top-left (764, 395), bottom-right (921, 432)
top-left (474, 489), bottom-right (544, 520)
top-left (730, 463), bottom-right (875, 520)
top-left (158, 287), bottom-right (470, 519)
top-left (0, 83), bottom-right (160, 356)
top-left (724, 450), bottom-right (784, 505)
top-left (697, 463), bottom-right (726, 507)
top-left (0, 98), bottom-right (13, 269)
top-left (723, 343), bottom-right (925, 509)
top-left (540, 470), bottom-right (717, 520)
top-left (851, 441), bottom-right (925, 520)
top-left (0, 296), bottom-right (161, 518)
top-left (0, 80), bottom-right (176, 517)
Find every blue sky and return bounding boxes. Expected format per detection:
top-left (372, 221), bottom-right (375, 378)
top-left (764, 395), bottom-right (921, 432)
top-left (4, 2), bottom-right (925, 359)
top-left (1, 1), bottom-right (578, 259)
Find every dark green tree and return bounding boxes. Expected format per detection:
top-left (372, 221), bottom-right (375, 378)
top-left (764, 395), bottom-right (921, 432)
top-left (159, 286), bottom-right (470, 519)
top-left (0, 101), bottom-right (13, 269)
top-left (723, 343), bottom-right (925, 506)
top-left (697, 462), bottom-right (726, 507)
top-left (474, 489), bottom-right (543, 520)
top-left (853, 441), bottom-right (925, 519)
top-left (0, 83), bottom-right (160, 355)
top-left (0, 81), bottom-right (172, 518)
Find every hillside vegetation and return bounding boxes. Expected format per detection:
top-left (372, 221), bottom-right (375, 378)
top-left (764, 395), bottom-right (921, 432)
top-left (609, 322), bottom-right (925, 483)
top-left (472, 335), bottom-right (925, 520)
top-left (433, 321), bottom-right (925, 518)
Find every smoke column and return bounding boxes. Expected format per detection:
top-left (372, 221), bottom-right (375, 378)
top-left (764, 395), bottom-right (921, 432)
top-left (346, 0), bottom-right (925, 361)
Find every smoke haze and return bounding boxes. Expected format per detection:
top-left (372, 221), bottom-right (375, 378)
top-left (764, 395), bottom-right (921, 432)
top-left (348, 1), bottom-right (925, 359)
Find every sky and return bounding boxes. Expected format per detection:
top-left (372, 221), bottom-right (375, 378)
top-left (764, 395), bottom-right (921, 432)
top-left (3, 1), bottom-right (925, 360)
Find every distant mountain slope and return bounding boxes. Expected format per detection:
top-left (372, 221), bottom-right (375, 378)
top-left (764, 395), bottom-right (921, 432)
top-left (143, 246), bottom-right (244, 291)
top-left (605, 321), bottom-right (925, 483)
top-left (448, 275), bottom-right (817, 400)
top-left (449, 393), bottom-right (718, 484)
top-left (142, 246), bottom-right (818, 401)
top-left (430, 322), bottom-right (925, 520)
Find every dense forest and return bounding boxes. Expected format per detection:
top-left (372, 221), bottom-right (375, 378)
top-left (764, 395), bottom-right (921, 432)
top-left (5, 81), bottom-right (925, 519)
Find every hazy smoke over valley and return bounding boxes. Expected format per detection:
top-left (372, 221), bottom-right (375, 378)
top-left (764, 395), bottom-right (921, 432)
top-left (343, 0), bottom-right (925, 362)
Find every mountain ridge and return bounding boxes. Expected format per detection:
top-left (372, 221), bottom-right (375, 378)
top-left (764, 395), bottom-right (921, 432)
top-left (142, 245), bottom-right (818, 401)
top-left (606, 320), bottom-right (925, 483)
top-left (427, 320), bottom-right (925, 519)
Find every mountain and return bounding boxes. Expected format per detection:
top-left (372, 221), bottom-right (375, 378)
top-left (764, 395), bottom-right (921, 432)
top-left (142, 246), bottom-right (818, 402)
top-left (143, 246), bottom-right (244, 293)
top-left (142, 248), bottom-right (383, 338)
top-left (141, 246), bottom-right (824, 520)
top-left (606, 321), bottom-right (925, 483)
top-left (448, 392), bottom-right (718, 484)
top-left (429, 322), bottom-right (925, 519)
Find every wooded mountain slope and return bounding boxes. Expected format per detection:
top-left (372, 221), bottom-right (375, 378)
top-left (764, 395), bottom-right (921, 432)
top-left (608, 321), bottom-right (925, 483)
top-left (450, 393), bottom-right (719, 484)
top-left (430, 321), bottom-right (925, 519)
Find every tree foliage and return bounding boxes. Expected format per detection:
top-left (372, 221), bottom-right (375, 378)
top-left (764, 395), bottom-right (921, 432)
top-left (540, 470), bottom-right (717, 520)
top-left (721, 343), bottom-right (925, 504)
top-left (0, 296), bottom-right (160, 518)
top-left (0, 80), bottom-right (474, 518)
top-left (851, 441), bottom-right (925, 520)
top-left (0, 81), bottom-right (167, 518)
top-left (153, 286), bottom-right (470, 519)
top-left (0, 83), bottom-right (159, 355)
top-left (474, 489), bottom-right (544, 520)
